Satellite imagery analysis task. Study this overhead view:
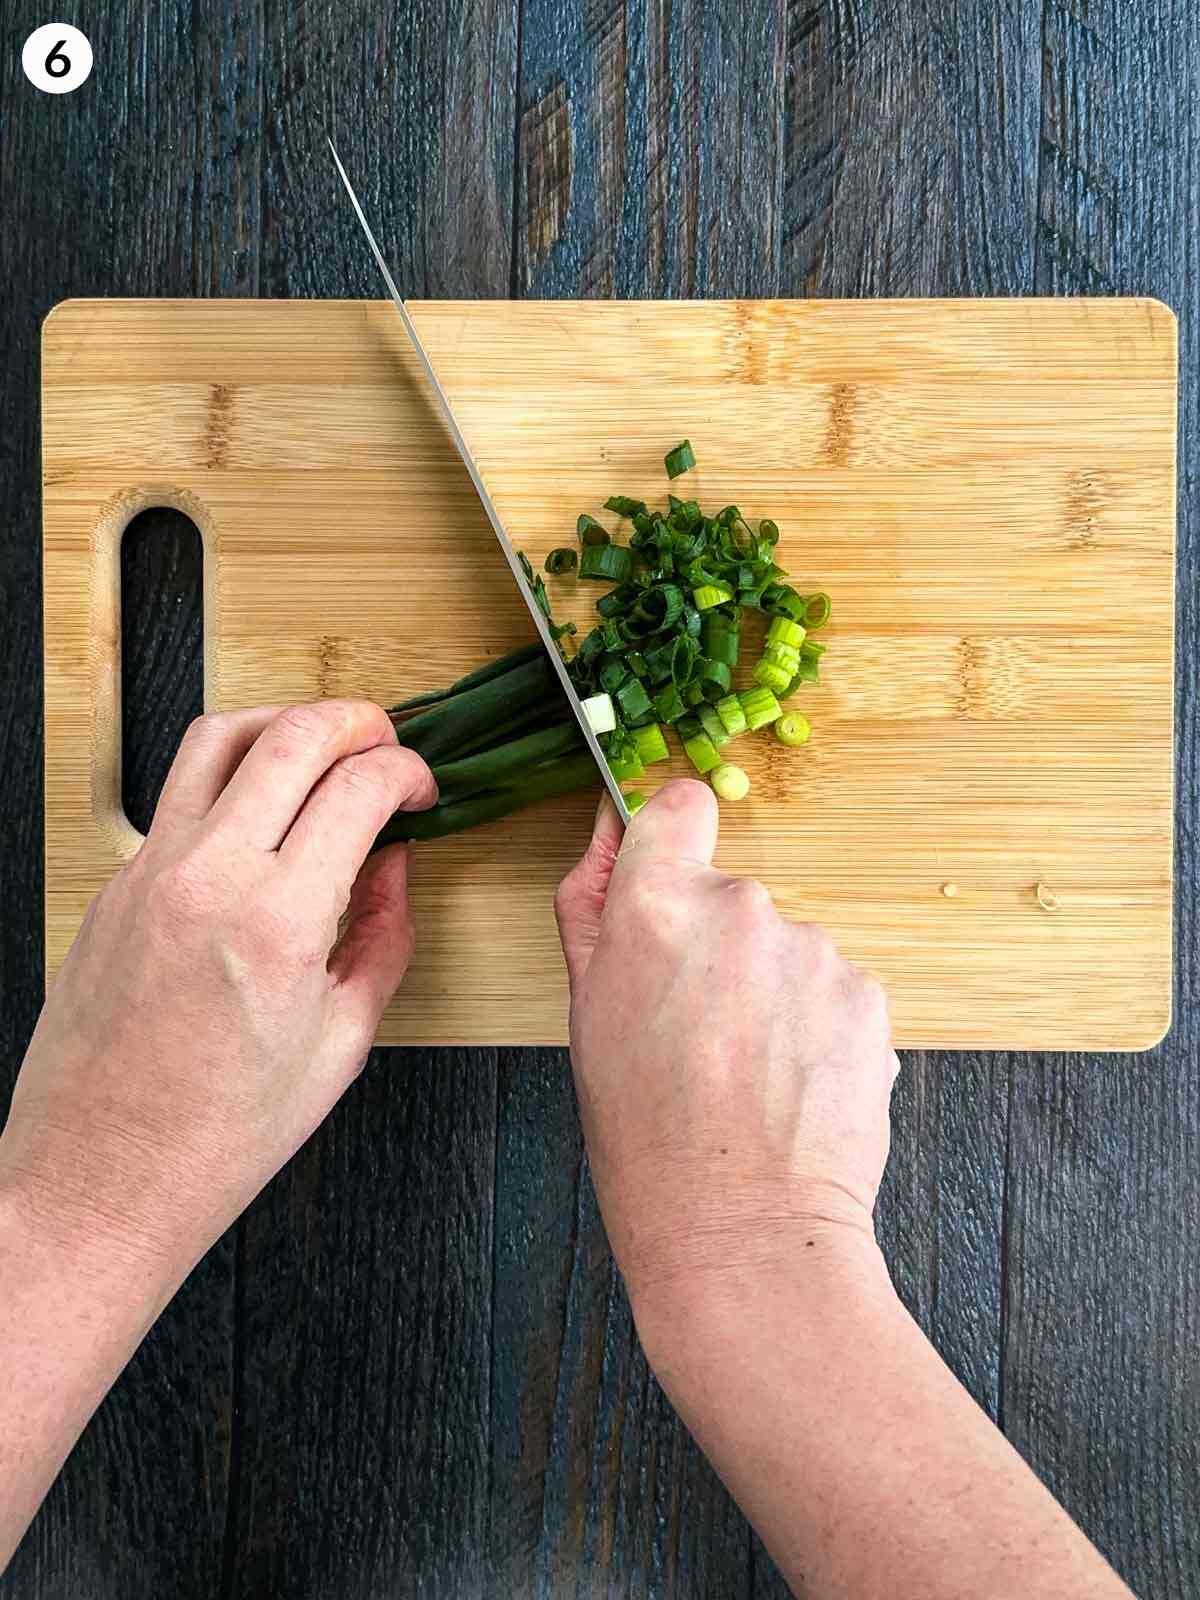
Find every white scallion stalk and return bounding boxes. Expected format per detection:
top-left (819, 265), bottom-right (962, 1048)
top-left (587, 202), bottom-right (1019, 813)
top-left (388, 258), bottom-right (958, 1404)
top-left (581, 693), bottom-right (616, 735)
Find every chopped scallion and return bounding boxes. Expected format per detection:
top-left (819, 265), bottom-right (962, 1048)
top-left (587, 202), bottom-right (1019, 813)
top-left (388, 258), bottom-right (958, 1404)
top-left (775, 712), bottom-right (812, 747)
top-left (692, 582), bottom-right (734, 611)
top-left (577, 514), bottom-right (610, 547)
top-left (664, 439), bottom-right (696, 479)
top-left (710, 763), bottom-right (751, 801)
top-left (696, 704), bottom-right (731, 748)
top-left (715, 694), bottom-right (748, 737)
top-left (766, 616), bottom-right (806, 649)
top-left (580, 543), bottom-right (635, 583)
top-left (683, 730), bottom-right (722, 774)
top-left (631, 723), bottom-right (670, 765)
top-left (739, 686), bottom-right (783, 730)
top-left (581, 693), bottom-right (616, 735)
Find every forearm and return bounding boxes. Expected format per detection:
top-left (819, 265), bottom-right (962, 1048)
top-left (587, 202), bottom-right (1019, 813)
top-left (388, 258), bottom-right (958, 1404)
top-left (635, 1229), bottom-right (1131, 1600)
top-left (0, 1175), bottom-right (183, 1572)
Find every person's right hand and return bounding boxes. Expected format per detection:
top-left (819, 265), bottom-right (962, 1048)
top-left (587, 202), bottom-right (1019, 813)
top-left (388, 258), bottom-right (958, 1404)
top-left (555, 779), bottom-right (899, 1325)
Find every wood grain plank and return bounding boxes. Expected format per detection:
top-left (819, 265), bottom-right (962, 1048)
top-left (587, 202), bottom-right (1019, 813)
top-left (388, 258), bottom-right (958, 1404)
top-left (517, 0), bottom-right (787, 296)
top-left (1001, 4), bottom-right (1200, 1594)
top-left (494, 3), bottom-right (788, 1591)
top-left (224, 1050), bottom-right (497, 1599)
top-left (220, 5), bottom-right (517, 1596)
top-left (756, 5), bottom-right (1044, 1591)
top-left (0, 0), bottom-right (260, 1592)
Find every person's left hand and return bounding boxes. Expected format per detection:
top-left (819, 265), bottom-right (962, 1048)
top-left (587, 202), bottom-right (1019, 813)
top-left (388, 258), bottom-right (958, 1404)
top-left (0, 700), bottom-right (434, 1279)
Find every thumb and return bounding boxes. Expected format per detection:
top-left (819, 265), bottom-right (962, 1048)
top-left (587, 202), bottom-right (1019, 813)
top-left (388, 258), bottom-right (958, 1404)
top-left (554, 793), bottom-right (624, 989)
top-left (617, 778), bottom-right (719, 871)
top-left (328, 843), bottom-right (418, 1032)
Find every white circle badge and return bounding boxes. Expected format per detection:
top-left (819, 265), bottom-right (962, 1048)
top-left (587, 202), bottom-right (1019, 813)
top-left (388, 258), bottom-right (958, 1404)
top-left (22, 24), bottom-right (93, 94)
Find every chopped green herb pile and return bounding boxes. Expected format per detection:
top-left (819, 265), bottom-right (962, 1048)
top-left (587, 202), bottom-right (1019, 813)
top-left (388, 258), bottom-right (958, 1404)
top-left (563, 447), bottom-right (831, 797)
top-left (379, 445), bottom-right (830, 842)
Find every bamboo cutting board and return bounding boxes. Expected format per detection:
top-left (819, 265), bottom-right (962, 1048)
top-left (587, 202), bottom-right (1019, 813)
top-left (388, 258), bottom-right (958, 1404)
top-left (42, 298), bottom-right (1177, 1049)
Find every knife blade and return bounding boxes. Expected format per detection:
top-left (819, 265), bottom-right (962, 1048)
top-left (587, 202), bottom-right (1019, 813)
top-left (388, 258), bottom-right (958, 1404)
top-left (328, 139), bottom-right (630, 826)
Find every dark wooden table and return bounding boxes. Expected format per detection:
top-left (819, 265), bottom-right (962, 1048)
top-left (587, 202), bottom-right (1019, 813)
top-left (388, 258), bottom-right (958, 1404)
top-left (2, 3), bottom-right (1197, 1595)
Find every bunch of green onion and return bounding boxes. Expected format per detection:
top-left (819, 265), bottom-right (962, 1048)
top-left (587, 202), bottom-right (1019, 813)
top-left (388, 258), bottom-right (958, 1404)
top-left (379, 443), bottom-right (829, 841)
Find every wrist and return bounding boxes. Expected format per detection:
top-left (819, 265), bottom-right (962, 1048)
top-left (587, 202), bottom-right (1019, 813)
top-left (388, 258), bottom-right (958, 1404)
top-left (630, 1211), bottom-right (897, 1391)
top-left (0, 1126), bottom-right (193, 1313)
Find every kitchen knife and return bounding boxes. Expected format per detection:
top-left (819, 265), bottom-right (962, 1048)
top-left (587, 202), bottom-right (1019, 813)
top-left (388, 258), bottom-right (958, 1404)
top-left (328, 140), bottom-right (629, 826)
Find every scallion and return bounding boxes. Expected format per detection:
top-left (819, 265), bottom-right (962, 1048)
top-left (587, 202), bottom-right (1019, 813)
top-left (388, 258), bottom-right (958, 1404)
top-left (580, 543), bottom-right (635, 583)
top-left (715, 694), bottom-right (748, 737)
top-left (710, 763), bottom-right (751, 801)
top-left (692, 582), bottom-right (734, 611)
top-left (696, 704), bottom-right (731, 748)
top-left (775, 712), bottom-right (811, 747)
top-left (665, 440), bottom-right (696, 479)
top-left (631, 723), bottom-right (670, 765)
top-left (577, 514), bottom-right (610, 547)
top-left (738, 686), bottom-right (783, 730)
top-left (683, 730), bottom-right (722, 774)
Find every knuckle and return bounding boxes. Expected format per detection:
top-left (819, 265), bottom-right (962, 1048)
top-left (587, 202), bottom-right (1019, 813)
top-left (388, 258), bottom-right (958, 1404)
top-left (728, 876), bottom-right (774, 921)
top-left (327, 751), bottom-right (394, 812)
top-left (623, 862), bottom-right (686, 925)
top-left (144, 854), bottom-right (210, 927)
top-left (553, 872), bottom-right (578, 922)
top-left (796, 921), bottom-right (839, 972)
top-left (269, 702), bottom-right (347, 761)
top-left (179, 710), bottom-right (233, 754)
top-left (855, 970), bottom-right (890, 1021)
top-left (241, 899), bottom-right (325, 970)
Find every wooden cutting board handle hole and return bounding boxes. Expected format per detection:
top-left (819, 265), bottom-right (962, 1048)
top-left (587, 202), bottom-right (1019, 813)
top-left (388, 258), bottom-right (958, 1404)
top-left (90, 486), bottom-right (218, 858)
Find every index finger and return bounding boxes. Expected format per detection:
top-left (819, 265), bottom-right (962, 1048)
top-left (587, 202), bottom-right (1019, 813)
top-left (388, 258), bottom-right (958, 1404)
top-left (208, 700), bottom-right (398, 850)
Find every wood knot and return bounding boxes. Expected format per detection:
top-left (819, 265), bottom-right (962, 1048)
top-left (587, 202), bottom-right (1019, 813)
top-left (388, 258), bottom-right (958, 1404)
top-left (1063, 469), bottom-right (1105, 550)
top-left (521, 80), bottom-right (573, 281)
top-left (315, 634), bottom-right (342, 696)
top-left (821, 382), bottom-right (856, 466)
top-left (203, 383), bottom-right (234, 470)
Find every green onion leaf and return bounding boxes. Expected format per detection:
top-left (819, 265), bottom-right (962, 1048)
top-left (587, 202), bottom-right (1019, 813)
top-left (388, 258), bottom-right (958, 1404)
top-left (577, 514), bottom-right (610, 547)
top-left (697, 659), bottom-right (733, 700)
top-left (653, 683), bottom-right (687, 723)
top-left (580, 543), bottom-right (635, 583)
top-left (766, 616), bottom-right (806, 649)
top-left (752, 658), bottom-right (793, 694)
top-left (604, 495), bottom-right (648, 518)
top-left (615, 676), bottom-right (655, 725)
top-left (692, 582), bottom-right (734, 611)
top-left (665, 440), bottom-right (696, 479)
top-left (545, 547), bottom-right (578, 575)
top-left (599, 655), bottom-right (631, 693)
